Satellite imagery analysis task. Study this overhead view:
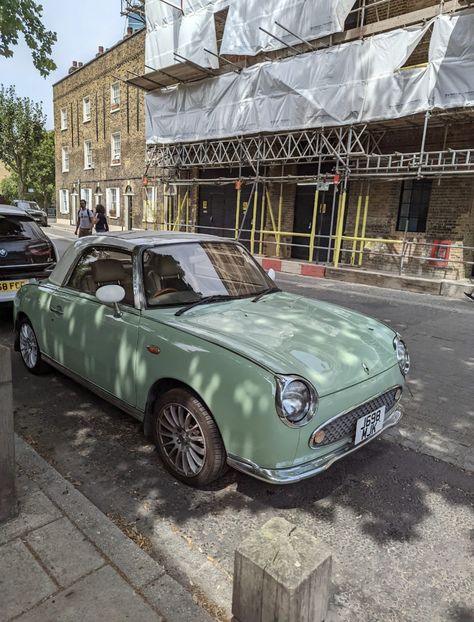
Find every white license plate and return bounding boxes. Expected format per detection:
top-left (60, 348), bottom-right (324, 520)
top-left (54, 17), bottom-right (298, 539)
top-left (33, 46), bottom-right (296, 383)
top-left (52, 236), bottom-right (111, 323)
top-left (354, 406), bottom-right (386, 445)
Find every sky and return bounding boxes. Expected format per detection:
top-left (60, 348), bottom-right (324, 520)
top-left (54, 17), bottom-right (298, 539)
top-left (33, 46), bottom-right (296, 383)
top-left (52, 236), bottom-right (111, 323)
top-left (0, 0), bottom-right (129, 129)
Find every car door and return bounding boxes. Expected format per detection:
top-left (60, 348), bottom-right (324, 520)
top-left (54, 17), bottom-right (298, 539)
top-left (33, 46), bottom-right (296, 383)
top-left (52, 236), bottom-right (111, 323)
top-left (47, 245), bottom-right (140, 407)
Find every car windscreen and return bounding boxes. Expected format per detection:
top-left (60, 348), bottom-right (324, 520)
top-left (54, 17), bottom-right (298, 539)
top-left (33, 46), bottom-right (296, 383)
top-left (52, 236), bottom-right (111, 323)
top-left (142, 241), bottom-right (273, 307)
top-left (0, 215), bottom-right (41, 241)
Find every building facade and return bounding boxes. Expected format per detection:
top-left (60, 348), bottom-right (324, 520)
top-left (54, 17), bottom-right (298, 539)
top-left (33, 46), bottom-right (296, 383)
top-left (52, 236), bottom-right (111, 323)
top-left (136, 0), bottom-right (474, 281)
top-left (53, 28), bottom-right (148, 229)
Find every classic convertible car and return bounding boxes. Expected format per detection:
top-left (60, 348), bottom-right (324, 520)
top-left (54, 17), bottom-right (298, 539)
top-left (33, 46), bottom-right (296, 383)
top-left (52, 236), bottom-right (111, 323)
top-left (14, 232), bottom-right (409, 486)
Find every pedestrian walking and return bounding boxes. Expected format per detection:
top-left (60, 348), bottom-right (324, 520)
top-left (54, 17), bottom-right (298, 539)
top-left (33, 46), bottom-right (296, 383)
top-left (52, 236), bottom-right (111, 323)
top-left (75, 200), bottom-right (95, 237)
top-left (94, 204), bottom-right (109, 233)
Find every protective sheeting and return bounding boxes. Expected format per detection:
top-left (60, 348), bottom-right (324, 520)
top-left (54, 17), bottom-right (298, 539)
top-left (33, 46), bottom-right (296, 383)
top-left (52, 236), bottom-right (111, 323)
top-left (145, 0), bottom-right (355, 71)
top-left (432, 12), bottom-right (474, 109)
top-left (145, 0), bottom-right (222, 71)
top-left (220, 0), bottom-right (356, 56)
top-left (146, 23), bottom-right (430, 143)
top-left (145, 11), bottom-right (474, 144)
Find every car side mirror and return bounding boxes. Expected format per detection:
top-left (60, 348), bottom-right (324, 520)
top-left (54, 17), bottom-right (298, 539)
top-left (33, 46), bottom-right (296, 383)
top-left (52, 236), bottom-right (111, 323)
top-left (267, 268), bottom-right (276, 281)
top-left (96, 284), bottom-right (125, 318)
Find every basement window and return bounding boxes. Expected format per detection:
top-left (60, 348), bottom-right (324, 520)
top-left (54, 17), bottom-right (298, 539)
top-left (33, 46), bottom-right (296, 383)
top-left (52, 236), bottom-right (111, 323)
top-left (397, 179), bottom-right (432, 233)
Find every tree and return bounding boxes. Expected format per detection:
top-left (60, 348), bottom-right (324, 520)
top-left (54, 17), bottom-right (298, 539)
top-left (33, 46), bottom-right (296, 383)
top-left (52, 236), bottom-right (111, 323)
top-left (29, 130), bottom-right (55, 210)
top-left (0, 0), bottom-right (57, 76)
top-left (0, 173), bottom-right (19, 203)
top-left (0, 85), bottom-right (46, 199)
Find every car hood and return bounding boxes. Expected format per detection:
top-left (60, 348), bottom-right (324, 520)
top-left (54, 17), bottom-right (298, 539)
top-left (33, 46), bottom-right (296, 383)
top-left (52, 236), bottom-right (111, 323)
top-left (160, 292), bottom-right (398, 397)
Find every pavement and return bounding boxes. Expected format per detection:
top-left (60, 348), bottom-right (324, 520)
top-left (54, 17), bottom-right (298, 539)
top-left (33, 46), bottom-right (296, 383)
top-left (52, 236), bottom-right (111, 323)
top-left (0, 436), bottom-right (215, 622)
top-left (1, 224), bottom-right (473, 621)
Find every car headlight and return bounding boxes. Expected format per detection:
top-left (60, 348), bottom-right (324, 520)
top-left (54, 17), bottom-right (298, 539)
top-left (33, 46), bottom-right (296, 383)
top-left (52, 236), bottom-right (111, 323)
top-left (394, 334), bottom-right (410, 376)
top-left (275, 375), bottom-right (318, 427)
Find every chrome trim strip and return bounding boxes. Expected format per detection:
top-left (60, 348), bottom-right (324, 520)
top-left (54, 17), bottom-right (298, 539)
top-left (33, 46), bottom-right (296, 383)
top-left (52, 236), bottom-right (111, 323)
top-left (227, 406), bottom-right (402, 485)
top-left (309, 384), bottom-right (402, 449)
top-left (42, 354), bottom-right (144, 422)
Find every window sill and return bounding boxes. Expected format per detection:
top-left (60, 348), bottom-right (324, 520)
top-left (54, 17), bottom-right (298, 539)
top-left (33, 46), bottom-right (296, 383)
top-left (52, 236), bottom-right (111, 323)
top-left (61, 127), bottom-right (68, 132)
top-left (83, 118), bottom-right (91, 124)
top-left (110, 106), bottom-right (120, 113)
top-left (62, 169), bottom-right (69, 174)
top-left (111, 161), bottom-right (121, 166)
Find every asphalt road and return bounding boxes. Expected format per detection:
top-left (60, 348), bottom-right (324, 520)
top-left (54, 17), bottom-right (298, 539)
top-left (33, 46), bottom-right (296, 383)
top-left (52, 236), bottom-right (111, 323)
top-left (1, 226), bottom-right (473, 621)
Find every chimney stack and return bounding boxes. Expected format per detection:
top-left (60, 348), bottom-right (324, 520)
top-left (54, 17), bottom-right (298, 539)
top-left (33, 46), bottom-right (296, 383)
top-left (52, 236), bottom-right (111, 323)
top-left (96, 45), bottom-right (104, 57)
top-left (68, 60), bottom-right (79, 74)
top-left (125, 26), bottom-right (133, 38)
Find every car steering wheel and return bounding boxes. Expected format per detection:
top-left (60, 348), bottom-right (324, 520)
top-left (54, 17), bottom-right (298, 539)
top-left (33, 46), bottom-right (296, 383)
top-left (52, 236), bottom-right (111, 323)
top-left (153, 287), bottom-right (178, 298)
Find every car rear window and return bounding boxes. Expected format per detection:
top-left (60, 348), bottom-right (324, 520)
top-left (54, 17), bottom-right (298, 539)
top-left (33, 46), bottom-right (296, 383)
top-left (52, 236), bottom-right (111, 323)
top-left (0, 215), bottom-right (42, 240)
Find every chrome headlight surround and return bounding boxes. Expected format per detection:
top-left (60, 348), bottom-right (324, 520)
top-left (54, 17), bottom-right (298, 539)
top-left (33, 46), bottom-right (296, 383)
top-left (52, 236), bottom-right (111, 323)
top-left (275, 375), bottom-right (318, 428)
top-left (394, 334), bottom-right (410, 376)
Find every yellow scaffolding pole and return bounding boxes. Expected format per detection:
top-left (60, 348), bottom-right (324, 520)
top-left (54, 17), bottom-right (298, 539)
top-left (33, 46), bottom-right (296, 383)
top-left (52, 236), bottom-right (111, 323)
top-left (358, 193), bottom-right (370, 266)
top-left (276, 186), bottom-right (283, 258)
top-left (185, 191), bottom-right (189, 232)
top-left (309, 189), bottom-right (319, 263)
top-left (333, 191), bottom-right (347, 268)
top-left (234, 187), bottom-right (241, 239)
top-left (350, 194), bottom-right (363, 265)
top-left (259, 188), bottom-right (266, 255)
top-left (250, 187), bottom-right (258, 255)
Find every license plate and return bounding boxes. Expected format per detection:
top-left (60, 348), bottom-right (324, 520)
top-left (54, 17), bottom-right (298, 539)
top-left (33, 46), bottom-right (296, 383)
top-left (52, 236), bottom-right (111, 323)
top-left (354, 406), bottom-right (386, 445)
top-left (0, 280), bottom-right (29, 296)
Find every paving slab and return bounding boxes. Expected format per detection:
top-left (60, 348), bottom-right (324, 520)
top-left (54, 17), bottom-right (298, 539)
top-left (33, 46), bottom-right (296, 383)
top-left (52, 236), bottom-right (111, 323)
top-left (0, 539), bottom-right (57, 621)
top-left (0, 489), bottom-right (61, 546)
top-left (143, 574), bottom-right (215, 622)
top-left (15, 565), bottom-right (162, 622)
top-left (25, 517), bottom-right (105, 588)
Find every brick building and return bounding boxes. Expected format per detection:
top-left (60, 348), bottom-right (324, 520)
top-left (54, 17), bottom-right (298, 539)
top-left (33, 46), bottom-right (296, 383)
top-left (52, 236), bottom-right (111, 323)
top-left (132, 0), bottom-right (474, 281)
top-left (53, 28), bottom-right (147, 229)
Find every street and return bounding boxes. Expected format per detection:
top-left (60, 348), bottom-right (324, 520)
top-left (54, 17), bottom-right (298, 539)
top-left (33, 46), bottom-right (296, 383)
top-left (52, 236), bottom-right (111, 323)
top-left (0, 225), bottom-right (473, 622)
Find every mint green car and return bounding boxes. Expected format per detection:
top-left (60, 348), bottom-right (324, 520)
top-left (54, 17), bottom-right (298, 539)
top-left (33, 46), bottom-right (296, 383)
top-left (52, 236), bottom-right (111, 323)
top-left (14, 232), bottom-right (409, 486)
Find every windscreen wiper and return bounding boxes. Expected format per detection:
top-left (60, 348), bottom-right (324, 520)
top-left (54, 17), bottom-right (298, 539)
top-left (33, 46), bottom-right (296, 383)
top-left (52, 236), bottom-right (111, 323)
top-left (252, 286), bottom-right (280, 303)
top-left (175, 295), bottom-right (231, 316)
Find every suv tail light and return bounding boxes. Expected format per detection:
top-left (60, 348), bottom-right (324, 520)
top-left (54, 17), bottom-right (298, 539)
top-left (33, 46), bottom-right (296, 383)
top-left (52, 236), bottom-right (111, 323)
top-left (28, 242), bottom-right (52, 258)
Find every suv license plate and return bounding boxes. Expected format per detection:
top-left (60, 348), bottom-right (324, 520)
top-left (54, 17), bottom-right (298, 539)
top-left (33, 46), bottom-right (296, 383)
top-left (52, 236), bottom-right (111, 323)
top-left (354, 406), bottom-right (386, 445)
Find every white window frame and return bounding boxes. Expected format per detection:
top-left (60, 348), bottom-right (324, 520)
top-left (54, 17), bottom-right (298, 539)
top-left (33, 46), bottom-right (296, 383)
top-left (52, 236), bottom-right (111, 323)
top-left (84, 141), bottom-right (93, 170)
top-left (61, 146), bottom-right (69, 172)
top-left (111, 132), bottom-right (121, 165)
top-left (106, 187), bottom-right (120, 219)
top-left (59, 189), bottom-right (70, 214)
top-left (144, 186), bottom-right (157, 223)
top-left (60, 108), bottom-right (68, 130)
top-left (80, 188), bottom-right (93, 210)
top-left (111, 82), bottom-right (120, 111)
top-left (83, 96), bottom-right (91, 123)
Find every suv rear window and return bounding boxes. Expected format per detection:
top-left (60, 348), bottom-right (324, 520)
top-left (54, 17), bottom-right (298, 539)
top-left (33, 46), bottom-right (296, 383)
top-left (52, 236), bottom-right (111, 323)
top-left (0, 215), bottom-right (42, 240)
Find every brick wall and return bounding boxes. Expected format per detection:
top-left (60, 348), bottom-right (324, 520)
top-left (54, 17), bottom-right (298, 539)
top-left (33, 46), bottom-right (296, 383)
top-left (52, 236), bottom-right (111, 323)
top-left (53, 29), bottom-right (147, 228)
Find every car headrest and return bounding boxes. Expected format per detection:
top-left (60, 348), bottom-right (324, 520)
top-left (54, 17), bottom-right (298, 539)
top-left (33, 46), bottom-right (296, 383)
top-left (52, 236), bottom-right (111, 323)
top-left (92, 259), bottom-right (128, 284)
top-left (158, 255), bottom-right (183, 278)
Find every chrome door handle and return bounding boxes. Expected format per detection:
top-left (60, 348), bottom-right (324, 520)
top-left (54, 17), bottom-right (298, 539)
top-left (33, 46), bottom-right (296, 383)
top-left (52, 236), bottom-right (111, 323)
top-left (50, 305), bottom-right (63, 315)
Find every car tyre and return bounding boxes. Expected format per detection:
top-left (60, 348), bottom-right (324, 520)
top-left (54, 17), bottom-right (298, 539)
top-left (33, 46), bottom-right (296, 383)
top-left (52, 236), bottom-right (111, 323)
top-left (18, 318), bottom-right (49, 374)
top-left (152, 388), bottom-right (227, 487)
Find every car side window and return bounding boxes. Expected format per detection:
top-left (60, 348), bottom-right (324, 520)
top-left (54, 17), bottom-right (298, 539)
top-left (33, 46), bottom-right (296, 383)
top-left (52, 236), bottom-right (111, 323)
top-left (66, 247), bottom-right (135, 306)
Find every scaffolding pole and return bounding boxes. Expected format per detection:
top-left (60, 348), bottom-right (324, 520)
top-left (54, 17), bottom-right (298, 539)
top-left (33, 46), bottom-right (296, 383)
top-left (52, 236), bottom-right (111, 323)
top-left (358, 191), bottom-right (370, 266)
top-left (309, 189), bottom-right (319, 263)
top-left (350, 193), bottom-right (363, 265)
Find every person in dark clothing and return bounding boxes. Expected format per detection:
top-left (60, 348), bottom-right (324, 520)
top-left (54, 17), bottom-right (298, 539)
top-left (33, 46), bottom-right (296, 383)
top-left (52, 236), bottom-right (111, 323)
top-left (94, 204), bottom-right (109, 233)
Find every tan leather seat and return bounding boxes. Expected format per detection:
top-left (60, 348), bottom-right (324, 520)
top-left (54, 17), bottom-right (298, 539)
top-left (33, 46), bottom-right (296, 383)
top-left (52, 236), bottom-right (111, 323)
top-left (92, 259), bottom-right (134, 305)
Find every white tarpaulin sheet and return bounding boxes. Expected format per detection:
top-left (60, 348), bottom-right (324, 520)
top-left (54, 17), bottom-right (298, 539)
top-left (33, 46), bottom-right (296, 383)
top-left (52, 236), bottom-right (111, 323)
top-left (146, 11), bottom-right (474, 144)
top-left (146, 23), bottom-right (430, 142)
top-left (145, 0), bottom-right (224, 70)
top-left (220, 0), bottom-right (356, 56)
top-left (145, 0), bottom-right (355, 71)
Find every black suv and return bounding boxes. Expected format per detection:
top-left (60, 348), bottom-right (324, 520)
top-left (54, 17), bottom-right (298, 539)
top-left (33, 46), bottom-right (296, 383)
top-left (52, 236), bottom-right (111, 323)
top-left (0, 205), bottom-right (56, 303)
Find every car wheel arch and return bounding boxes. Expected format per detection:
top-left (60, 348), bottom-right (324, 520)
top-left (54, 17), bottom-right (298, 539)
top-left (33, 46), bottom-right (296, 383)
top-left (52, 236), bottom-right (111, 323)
top-left (14, 311), bottom-right (29, 351)
top-left (143, 377), bottom-right (219, 439)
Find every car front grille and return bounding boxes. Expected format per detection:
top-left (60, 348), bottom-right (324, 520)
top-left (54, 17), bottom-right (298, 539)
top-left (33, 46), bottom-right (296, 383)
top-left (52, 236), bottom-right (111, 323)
top-left (311, 387), bottom-right (401, 448)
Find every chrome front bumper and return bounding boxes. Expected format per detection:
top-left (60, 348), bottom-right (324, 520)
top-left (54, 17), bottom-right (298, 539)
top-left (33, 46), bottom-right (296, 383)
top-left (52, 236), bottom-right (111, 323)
top-left (227, 407), bottom-right (402, 485)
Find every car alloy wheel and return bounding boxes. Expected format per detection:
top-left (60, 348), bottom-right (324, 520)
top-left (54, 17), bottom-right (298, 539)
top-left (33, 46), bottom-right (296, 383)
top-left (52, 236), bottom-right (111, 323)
top-left (158, 403), bottom-right (206, 477)
top-left (152, 388), bottom-right (227, 486)
top-left (19, 322), bottom-right (39, 369)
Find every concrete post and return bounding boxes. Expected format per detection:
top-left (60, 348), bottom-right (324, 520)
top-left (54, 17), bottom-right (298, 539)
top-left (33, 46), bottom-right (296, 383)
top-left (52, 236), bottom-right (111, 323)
top-left (0, 345), bottom-right (18, 523)
top-left (232, 517), bottom-right (332, 622)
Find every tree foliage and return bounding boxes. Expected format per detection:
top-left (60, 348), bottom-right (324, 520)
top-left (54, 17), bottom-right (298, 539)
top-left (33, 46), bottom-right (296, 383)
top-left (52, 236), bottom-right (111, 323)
top-left (0, 85), bottom-right (46, 198)
top-left (29, 130), bottom-right (55, 209)
top-left (0, 0), bottom-right (57, 76)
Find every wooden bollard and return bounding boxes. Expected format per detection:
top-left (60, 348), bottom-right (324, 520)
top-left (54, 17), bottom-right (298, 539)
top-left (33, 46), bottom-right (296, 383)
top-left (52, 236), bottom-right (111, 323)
top-left (232, 517), bottom-right (332, 622)
top-left (0, 345), bottom-right (18, 523)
